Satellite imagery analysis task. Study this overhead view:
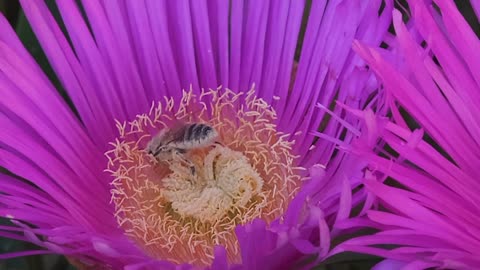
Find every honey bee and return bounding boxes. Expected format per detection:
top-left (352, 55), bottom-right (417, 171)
top-left (146, 123), bottom-right (219, 174)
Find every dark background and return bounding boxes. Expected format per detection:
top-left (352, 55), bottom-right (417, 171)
top-left (0, 1), bottom-right (478, 269)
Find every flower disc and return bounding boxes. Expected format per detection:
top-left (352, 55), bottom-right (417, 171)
top-left (107, 88), bottom-right (302, 266)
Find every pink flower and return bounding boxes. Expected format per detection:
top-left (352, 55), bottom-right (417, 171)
top-left (0, 1), bottom-right (393, 269)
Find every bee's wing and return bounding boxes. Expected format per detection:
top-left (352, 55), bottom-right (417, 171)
top-left (168, 123), bottom-right (191, 144)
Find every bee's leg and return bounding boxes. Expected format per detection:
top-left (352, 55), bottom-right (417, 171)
top-left (174, 148), bottom-right (196, 175)
top-left (176, 148), bottom-right (187, 154)
top-left (185, 159), bottom-right (196, 175)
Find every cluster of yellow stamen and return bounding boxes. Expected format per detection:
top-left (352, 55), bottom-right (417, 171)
top-left (105, 87), bottom-right (302, 266)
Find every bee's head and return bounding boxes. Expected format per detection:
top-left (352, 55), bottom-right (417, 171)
top-left (146, 143), bottom-right (167, 157)
top-left (145, 129), bottom-right (170, 156)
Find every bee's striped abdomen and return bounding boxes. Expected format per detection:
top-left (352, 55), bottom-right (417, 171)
top-left (172, 123), bottom-right (218, 149)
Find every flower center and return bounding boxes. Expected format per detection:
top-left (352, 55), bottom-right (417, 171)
top-left (106, 88), bottom-right (301, 266)
top-left (162, 146), bottom-right (263, 223)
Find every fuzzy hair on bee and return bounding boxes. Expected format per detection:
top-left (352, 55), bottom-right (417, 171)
top-left (146, 123), bottom-right (219, 159)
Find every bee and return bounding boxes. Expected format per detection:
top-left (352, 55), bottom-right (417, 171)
top-left (146, 123), bottom-right (219, 174)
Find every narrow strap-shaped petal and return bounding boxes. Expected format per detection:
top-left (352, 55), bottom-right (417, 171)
top-left (207, 0), bottom-right (230, 88)
top-left (354, 41), bottom-right (479, 173)
top-left (190, 0), bottom-right (218, 89)
top-left (341, 2), bottom-right (480, 267)
top-left (165, 1), bottom-right (201, 92)
top-left (123, 1), bottom-right (171, 102)
top-left (410, 0), bottom-right (480, 120)
top-left (0, 131), bottom-right (113, 231)
top-left (269, 0), bottom-right (305, 113)
top-left (0, 176), bottom-right (61, 210)
top-left (434, 0), bottom-right (480, 87)
top-left (228, 0), bottom-right (245, 92)
top-left (0, 44), bottom-right (106, 181)
top-left (302, 0), bottom-right (391, 157)
top-left (258, 0), bottom-right (300, 105)
top-left (54, 0), bottom-right (128, 124)
top-left (19, 0), bottom-right (116, 147)
top-left (76, 0), bottom-right (149, 116)
top-left (238, 0), bottom-right (271, 93)
top-left (0, 250), bottom-right (53, 260)
top-left (473, 1), bottom-right (480, 19)
top-left (144, 0), bottom-right (183, 101)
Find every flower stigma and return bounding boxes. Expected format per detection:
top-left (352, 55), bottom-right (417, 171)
top-left (106, 87), bottom-right (302, 266)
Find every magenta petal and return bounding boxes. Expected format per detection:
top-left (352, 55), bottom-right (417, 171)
top-left (372, 259), bottom-right (408, 270)
top-left (341, 1), bottom-right (480, 269)
top-left (259, 1), bottom-right (303, 106)
top-left (19, 1), bottom-right (118, 147)
top-left (124, 1), bottom-right (172, 102)
top-left (189, 1), bottom-right (218, 89)
top-left (210, 246), bottom-right (228, 270)
top-left (0, 250), bottom-right (53, 260)
top-left (165, 1), bottom-right (201, 92)
top-left (55, 0), bottom-right (128, 123)
top-left (79, 0), bottom-right (148, 116)
top-left (235, 219), bottom-right (276, 269)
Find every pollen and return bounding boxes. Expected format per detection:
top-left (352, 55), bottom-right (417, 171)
top-left (106, 87), bottom-right (301, 266)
